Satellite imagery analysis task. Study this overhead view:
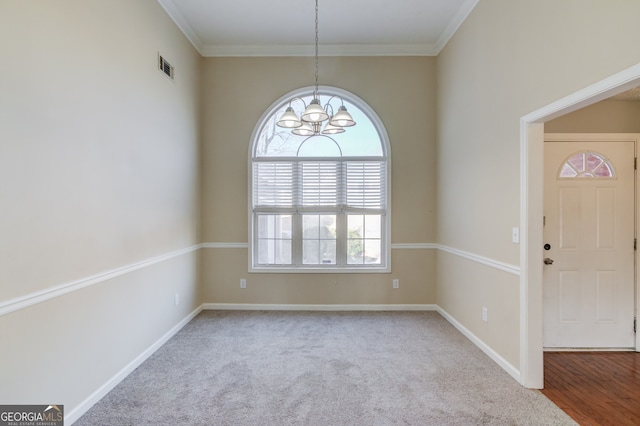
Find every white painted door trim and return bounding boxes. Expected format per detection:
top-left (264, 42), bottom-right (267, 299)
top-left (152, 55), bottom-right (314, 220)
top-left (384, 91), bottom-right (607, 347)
top-left (519, 63), bottom-right (640, 389)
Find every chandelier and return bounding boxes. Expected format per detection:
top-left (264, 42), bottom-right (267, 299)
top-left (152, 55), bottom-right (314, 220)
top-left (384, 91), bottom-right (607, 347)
top-left (276, 0), bottom-right (356, 136)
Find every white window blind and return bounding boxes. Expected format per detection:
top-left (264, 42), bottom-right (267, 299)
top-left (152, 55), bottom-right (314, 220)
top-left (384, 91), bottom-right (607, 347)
top-left (253, 162), bottom-right (295, 209)
top-left (254, 160), bottom-right (386, 212)
top-left (300, 162), bottom-right (340, 207)
top-left (344, 161), bottom-right (385, 210)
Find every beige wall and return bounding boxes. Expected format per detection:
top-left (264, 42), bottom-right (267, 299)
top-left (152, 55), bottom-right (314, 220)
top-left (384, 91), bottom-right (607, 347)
top-left (202, 249), bottom-right (435, 305)
top-left (201, 57), bottom-right (437, 305)
top-left (546, 100), bottom-right (640, 133)
top-left (6, 0), bottom-right (640, 416)
top-left (436, 0), bottom-right (640, 369)
top-left (0, 0), bottom-right (201, 417)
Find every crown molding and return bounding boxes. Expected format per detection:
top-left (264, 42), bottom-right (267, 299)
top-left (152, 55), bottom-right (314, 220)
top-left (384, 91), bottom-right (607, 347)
top-left (157, 0), bottom-right (204, 55)
top-left (158, 0), bottom-right (478, 57)
top-left (434, 0), bottom-right (480, 53)
top-left (200, 43), bottom-right (439, 57)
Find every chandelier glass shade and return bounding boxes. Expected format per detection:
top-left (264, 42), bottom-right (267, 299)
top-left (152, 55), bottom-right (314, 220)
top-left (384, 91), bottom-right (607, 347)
top-left (276, 0), bottom-right (356, 136)
top-left (276, 107), bottom-right (303, 128)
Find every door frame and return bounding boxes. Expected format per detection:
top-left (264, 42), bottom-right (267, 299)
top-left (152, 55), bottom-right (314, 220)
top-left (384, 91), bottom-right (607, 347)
top-left (542, 134), bottom-right (637, 349)
top-left (519, 63), bottom-right (640, 388)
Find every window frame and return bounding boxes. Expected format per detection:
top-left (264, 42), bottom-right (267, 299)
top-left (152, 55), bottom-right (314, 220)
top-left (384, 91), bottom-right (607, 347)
top-left (248, 86), bottom-right (391, 273)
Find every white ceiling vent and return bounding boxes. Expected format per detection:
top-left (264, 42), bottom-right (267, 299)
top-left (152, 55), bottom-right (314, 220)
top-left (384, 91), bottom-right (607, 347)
top-left (158, 54), bottom-right (174, 80)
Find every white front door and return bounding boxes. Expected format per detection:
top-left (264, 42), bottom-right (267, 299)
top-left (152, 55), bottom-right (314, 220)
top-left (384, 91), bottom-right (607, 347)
top-left (543, 138), bottom-right (636, 348)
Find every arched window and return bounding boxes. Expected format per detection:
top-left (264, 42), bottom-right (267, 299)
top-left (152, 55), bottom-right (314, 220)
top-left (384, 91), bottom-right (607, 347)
top-left (558, 151), bottom-right (615, 178)
top-left (249, 86), bottom-right (390, 272)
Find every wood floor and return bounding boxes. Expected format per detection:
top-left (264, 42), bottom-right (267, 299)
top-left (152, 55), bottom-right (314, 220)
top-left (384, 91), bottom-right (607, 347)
top-left (541, 352), bottom-right (640, 426)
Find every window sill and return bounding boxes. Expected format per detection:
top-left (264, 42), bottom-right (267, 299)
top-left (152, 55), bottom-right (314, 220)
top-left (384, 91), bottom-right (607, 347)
top-left (249, 265), bottom-right (391, 274)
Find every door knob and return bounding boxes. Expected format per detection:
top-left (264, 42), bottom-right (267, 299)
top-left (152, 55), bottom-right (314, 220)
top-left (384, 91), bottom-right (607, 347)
top-left (544, 257), bottom-right (554, 265)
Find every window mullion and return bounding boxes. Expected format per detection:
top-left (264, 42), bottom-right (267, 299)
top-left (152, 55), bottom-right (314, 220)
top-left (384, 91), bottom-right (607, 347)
top-left (292, 213), bottom-right (302, 266)
top-left (291, 162), bottom-right (301, 266)
top-left (336, 212), bottom-right (347, 266)
top-left (336, 161), bottom-right (346, 266)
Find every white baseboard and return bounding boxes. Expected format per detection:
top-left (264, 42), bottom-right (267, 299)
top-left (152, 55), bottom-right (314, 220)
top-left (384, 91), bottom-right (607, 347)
top-left (436, 306), bottom-right (521, 383)
top-left (203, 303), bottom-right (438, 311)
top-left (66, 305), bottom-right (204, 425)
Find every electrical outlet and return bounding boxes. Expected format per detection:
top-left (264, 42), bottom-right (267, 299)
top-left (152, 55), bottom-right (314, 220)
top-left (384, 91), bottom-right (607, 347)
top-left (482, 307), bottom-right (488, 322)
top-left (240, 279), bottom-right (246, 289)
top-left (174, 293), bottom-right (179, 306)
top-left (393, 279), bottom-right (399, 289)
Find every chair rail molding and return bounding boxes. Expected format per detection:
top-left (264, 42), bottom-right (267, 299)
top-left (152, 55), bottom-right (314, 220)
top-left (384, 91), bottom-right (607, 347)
top-left (0, 245), bottom-right (201, 317)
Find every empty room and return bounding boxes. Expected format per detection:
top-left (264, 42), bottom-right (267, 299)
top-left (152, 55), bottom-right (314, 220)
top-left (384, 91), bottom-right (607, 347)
top-left (2, 0), bottom-right (640, 424)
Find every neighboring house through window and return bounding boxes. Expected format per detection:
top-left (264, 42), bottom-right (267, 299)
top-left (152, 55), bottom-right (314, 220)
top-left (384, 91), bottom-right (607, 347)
top-left (250, 87), bottom-right (390, 272)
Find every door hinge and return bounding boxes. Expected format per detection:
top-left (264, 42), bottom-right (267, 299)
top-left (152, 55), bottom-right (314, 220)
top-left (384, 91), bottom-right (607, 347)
top-left (635, 158), bottom-right (637, 170)
top-left (543, 216), bottom-right (546, 227)
top-left (634, 317), bottom-right (637, 333)
top-left (635, 238), bottom-right (637, 251)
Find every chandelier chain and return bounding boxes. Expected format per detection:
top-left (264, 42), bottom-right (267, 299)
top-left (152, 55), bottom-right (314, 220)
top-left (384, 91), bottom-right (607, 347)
top-left (314, 0), bottom-right (319, 99)
top-left (274, 0), bottom-right (356, 135)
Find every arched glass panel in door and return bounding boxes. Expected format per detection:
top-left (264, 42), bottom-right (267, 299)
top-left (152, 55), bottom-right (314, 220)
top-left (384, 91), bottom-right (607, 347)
top-left (558, 151), bottom-right (615, 179)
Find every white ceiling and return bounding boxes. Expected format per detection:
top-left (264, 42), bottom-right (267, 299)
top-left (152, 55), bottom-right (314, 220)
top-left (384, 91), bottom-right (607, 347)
top-left (157, 0), bottom-right (480, 57)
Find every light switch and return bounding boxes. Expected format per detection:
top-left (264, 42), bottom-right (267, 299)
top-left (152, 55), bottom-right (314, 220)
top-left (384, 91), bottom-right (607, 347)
top-left (512, 227), bottom-right (520, 243)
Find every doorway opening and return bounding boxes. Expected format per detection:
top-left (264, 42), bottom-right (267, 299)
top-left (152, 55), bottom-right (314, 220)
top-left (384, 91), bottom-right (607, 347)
top-left (519, 63), bottom-right (640, 388)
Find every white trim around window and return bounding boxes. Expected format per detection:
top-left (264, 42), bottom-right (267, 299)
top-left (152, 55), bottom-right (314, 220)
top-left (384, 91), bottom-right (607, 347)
top-left (248, 86), bottom-right (391, 273)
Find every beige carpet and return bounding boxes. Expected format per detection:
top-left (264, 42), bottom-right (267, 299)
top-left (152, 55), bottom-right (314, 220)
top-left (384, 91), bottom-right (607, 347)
top-left (75, 311), bottom-right (575, 425)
